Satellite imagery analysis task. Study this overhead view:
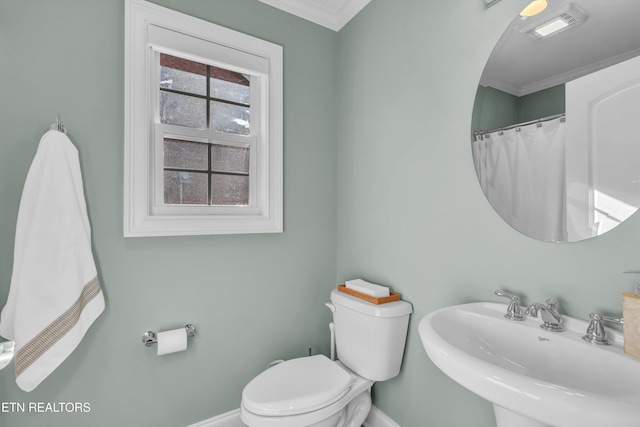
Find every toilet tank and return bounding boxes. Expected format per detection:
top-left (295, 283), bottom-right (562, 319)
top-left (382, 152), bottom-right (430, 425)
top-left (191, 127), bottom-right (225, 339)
top-left (329, 289), bottom-right (412, 381)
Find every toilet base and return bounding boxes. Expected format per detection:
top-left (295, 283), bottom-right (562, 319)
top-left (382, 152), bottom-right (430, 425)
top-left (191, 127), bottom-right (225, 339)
top-left (335, 390), bottom-right (371, 427)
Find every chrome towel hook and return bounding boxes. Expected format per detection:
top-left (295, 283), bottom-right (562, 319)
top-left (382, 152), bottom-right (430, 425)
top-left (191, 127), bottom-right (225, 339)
top-left (49, 116), bottom-right (68, 135)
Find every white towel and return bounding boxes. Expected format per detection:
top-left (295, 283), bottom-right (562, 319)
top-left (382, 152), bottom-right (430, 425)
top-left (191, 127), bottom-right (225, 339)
top-left (0, 130), bottom-right (105, 392)
top-left (345, 279), bottom-right (390, 298)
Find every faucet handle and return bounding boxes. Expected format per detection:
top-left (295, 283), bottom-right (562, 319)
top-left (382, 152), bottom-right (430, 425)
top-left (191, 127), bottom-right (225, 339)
top-left (582, 312), bottom-right (623, 346)
top-left (495, 290), bottom-right (519, 300)
top-left (495, 290), bottom-right (526, 321)
top-left (545, 299), bottom-right (561, 310)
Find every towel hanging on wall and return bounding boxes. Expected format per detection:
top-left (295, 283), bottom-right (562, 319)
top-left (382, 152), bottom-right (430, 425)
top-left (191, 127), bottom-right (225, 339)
top-left (0, 129), bottom-right (105, 392)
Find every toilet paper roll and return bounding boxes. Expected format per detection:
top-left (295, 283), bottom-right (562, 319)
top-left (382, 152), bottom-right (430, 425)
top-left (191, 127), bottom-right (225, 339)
top-left (157, 328), bottom-right (188, 356)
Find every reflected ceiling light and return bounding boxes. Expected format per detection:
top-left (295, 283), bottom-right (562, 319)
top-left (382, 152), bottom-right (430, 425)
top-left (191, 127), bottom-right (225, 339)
top-left (520, 0), bottom-right (549, 17)
top-left (522, 3), bottom-right (588, 39)
top-left (534, 16), bottom-right (571, 36)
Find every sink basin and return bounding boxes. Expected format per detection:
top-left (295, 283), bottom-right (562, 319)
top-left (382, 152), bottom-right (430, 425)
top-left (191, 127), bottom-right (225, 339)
top-left (418, 302), bottom-right (640, 427)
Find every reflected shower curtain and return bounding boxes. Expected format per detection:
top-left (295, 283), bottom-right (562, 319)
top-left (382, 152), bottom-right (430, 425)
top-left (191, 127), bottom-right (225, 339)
top-left (473, 118), bottom-right (566, 242)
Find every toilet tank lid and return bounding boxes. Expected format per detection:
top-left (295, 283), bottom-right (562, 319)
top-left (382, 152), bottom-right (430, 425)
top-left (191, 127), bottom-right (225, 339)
top-left (330, 289), bottom-right (412, 317)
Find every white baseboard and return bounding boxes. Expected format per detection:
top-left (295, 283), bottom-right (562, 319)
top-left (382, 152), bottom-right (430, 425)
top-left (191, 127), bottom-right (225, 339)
top-left (188, 405), bottom-right (400, 427)
top-left (363, 405), bottom-right (401, 427)
top-left (185, 409), bottom-right (244, 427)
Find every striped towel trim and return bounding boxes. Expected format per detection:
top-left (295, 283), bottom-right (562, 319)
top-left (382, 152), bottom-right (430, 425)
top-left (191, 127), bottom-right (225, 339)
top-left (15, 277), bottom-right (102, 376)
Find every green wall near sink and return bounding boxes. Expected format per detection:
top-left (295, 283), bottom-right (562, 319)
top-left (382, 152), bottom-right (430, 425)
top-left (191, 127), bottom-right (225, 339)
top-left (337, 0), bottom-right (640, 425)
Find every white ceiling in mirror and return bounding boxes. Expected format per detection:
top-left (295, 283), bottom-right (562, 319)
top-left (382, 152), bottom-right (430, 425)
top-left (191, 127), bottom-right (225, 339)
top-left (480, 0), bottom-right (640, 96)
top-left (257, 0), bottom-right (371, 31)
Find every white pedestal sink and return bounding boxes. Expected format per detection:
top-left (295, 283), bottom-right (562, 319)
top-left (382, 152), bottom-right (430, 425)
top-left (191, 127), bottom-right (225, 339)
top-left (418, 302), bottom-right (640, 427)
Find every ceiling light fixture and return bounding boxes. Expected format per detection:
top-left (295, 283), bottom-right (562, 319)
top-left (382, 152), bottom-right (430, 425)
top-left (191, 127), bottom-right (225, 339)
top-left (520, 0), bottom-right (549, 17)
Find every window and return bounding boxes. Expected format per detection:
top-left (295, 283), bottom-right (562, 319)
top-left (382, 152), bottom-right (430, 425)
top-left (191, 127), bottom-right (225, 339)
top-left (159, 54), bottom-right (252, 207)
top-left (124, 0), bottom-right (283, 237)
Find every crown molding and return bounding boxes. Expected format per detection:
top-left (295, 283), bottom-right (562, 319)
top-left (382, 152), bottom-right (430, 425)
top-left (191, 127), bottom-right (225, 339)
top-left (257, 0), bottom-right (371, 31)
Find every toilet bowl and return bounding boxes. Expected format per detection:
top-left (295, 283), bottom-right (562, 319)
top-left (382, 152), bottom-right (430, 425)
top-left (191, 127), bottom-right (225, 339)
top-left (241, 288), bottom-right (412, 427)
top-left (241, 355), bottom-right (373, 427)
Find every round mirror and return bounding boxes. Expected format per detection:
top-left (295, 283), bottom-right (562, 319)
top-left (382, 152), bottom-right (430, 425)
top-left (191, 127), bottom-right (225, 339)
top-left (471, 0), bottom-right (640, 242)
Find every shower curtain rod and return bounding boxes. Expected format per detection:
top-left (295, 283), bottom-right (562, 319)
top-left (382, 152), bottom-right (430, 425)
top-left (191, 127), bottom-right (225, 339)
top-left (474, 113), bottom-right (565, 138)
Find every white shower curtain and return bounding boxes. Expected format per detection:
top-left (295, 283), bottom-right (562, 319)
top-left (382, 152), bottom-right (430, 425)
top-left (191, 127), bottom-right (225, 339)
top-left (473, 117), bottom-right (566, 242)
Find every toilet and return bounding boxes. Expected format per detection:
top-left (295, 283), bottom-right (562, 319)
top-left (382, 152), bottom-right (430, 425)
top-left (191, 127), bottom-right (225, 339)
top-left (240, 288), bottom-right (412, 427)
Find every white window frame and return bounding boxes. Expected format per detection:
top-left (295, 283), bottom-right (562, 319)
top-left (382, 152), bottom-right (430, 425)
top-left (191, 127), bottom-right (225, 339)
top-left (124, 0), bottom-right (283, 237)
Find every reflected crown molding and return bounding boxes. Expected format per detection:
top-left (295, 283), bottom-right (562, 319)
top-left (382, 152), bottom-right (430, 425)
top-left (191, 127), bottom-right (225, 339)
top-left (480, 47), bottom-right (640, 97)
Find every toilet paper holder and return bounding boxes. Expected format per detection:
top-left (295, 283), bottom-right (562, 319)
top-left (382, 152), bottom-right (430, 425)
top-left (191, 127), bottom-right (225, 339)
top-left (142, 324), bottom-right (196, 347)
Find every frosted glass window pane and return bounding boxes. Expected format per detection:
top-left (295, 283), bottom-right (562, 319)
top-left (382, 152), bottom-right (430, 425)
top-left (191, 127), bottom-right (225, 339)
top-left (210, 77), bottom-right (250, 104)
top-left (164, 171), bottom-right (208, 205)
top-left (211, 144), bottom-right (249, 174)
top-left (164, 139), bottom-right (208, 170)
top-left (210, 101), bottom-right (250, 135)
top-left (211, 175), bottom-right (249, 205)
top-left (209, 66), bottom-right (250, 104)
top-left (160, 92), bottom-right (206, 129)
top-left (160, 54), bottom-right (206, 96)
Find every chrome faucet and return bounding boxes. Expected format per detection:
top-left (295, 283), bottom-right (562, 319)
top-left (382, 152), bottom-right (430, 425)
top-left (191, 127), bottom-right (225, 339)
top-left (582, 312), bottom-right (623, 345)
top-left (495, 290), bottom-right (525, 321)
top-left (526, 299), bottom-right (564, 332)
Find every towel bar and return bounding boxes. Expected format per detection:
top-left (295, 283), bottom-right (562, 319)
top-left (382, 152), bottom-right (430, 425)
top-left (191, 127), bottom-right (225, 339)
top-left (142, 324), bottom-right (195, 347)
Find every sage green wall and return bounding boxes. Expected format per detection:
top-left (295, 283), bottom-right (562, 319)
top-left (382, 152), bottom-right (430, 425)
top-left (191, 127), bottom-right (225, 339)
top-left (471, 84), bottom-right (565, 137)
top-left (336, 0), bottom-right (640, 426)
top-left (471, 85), bottom-right (519, 135)
top-left (519, 84), bottom-right (565, 122)
top-left (0, 1), bottom-right (336, 426)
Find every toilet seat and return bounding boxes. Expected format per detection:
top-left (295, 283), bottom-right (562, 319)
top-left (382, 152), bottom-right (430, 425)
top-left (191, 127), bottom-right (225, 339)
top-left (242, 355), bottom-right (352, 416)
